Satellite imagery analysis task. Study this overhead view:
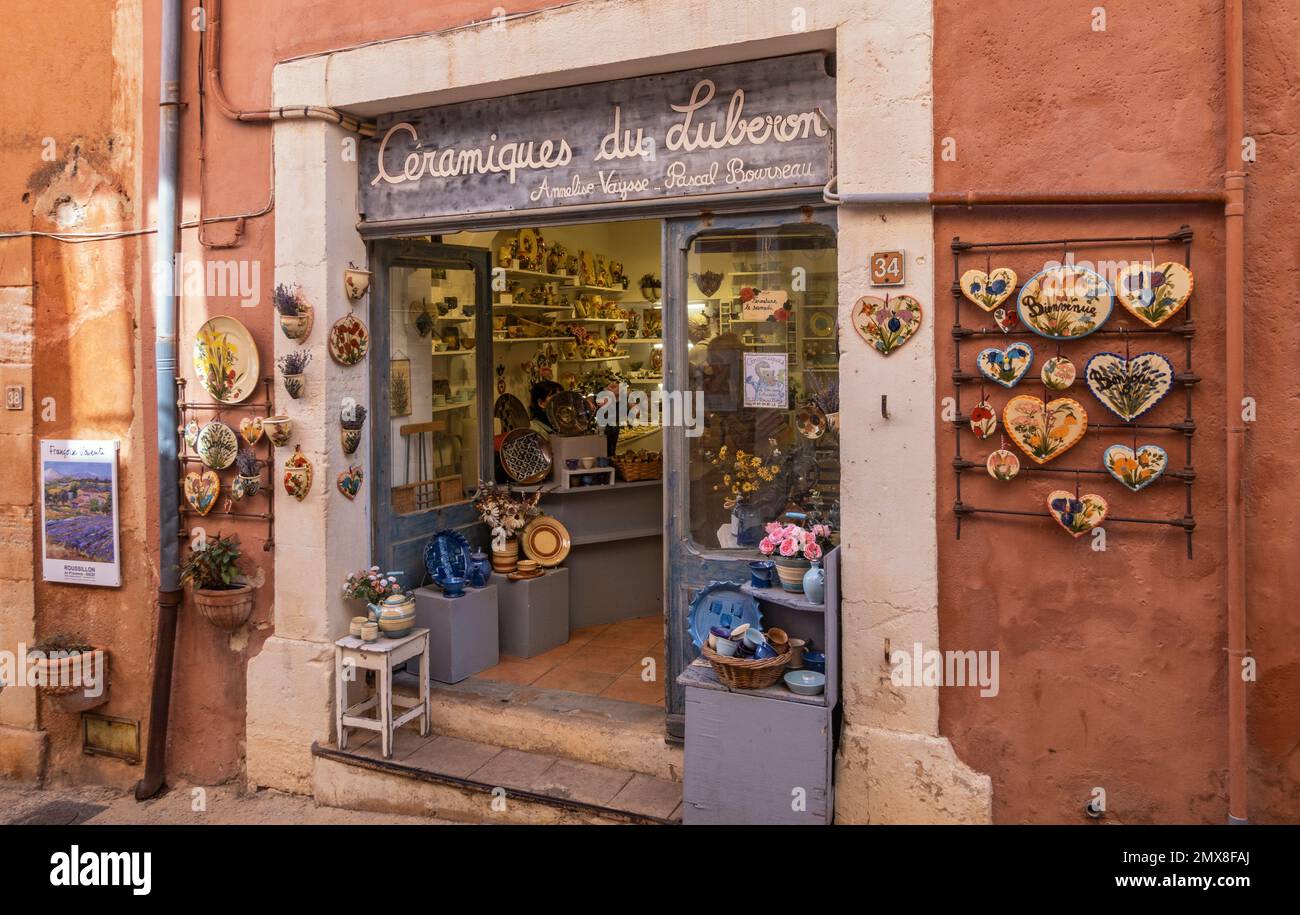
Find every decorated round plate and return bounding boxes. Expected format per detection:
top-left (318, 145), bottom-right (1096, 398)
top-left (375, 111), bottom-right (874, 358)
top-left (494, 393), bottom-right (530, 432)
top-left (521, 516), bottom-right (571, 567)
top-left (796, 403), bottom-right (828, 440)
top-left (807, 310), bottom-right (835, 338)
top-left (687, 582), bottom-right (762, 650)
top-left (192, 315), bottom-right (260, 404)
top-left (328, 314), bottom-right (370, 365)
top-left (499, 428), bottom-right (553, 485)
top-left (195, 420), bottom-right (239, 470)
top-left (546, 391), bottom-right (594, 436)
top-left (423, 529), bottom-right (473, 587)
top-left (1015, 265), bottom-right (1113, 340)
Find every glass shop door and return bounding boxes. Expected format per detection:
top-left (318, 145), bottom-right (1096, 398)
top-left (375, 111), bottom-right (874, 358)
top-left (369, 239), bottom-right (494, 586)
top-left (661, 211), bottom-right (840, 738)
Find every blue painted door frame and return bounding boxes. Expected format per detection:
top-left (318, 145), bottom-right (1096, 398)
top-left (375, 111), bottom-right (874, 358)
top-left (368, 238), bottom-right (495, 586)
top-left (661, 208), bottom-right (838, 738)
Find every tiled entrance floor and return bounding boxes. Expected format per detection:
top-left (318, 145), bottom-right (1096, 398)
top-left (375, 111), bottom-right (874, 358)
top-left (475, 614), bottom-right (666, 706)
top-left (337, 728), bottom-right (682, 822)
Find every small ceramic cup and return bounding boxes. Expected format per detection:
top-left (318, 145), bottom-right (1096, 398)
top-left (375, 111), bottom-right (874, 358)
top-left (743, 628), bottom-right (768, 651)
top-left (787, 638), bottom-right (807, 669)
top-left (753, 642), bottom-right (778, 660)
top-left (442, 576), bottom-right (467, 598)
top-left (766, 627), bottom-right (789, 652)
top-left (708, 625), bottom-right (731, 650)
top-left (715, 637), bottom-right (739, 657)
top-left (565, 459), bottom-right (580, 470)
top-left (580, 456), bottom-right (597, 469)
top-left (360, 621), bottom-right (379, 642)
top-left (349, 616), bottom-right (367, 638)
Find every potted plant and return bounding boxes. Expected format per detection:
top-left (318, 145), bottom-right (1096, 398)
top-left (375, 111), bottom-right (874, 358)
top-left (274, 283), bottom-right (312, 340)
top-left (472, 481), bottom-right (542, 572)
top-left (758, 520), bottom-right (833, 594)
top-left (277, 350), bottom-right (311, 399)
top-left (179, 533), bottom-right (256, 631)
top-left (639, 272), bottom-right (661, 302)
top-left (232, 445), bottom-right (262, 501)
top-left (26, 633), bottom-right (106, 696)
top-left (342, 566), bottom-right (404, 606)
top-left (340, 404), bottom-right (367, 455)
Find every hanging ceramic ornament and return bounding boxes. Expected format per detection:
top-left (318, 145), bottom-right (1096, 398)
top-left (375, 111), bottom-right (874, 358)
top-left (969, 400), bottom-right (998, 439)
top-left (183, 419), bottom-right (201, 450)
top-left (977, 342), bottom-right (1034, 388)
top-left (328, 314), bottom-right (370, 366)
top-left (283, 445), bottom-right (313, 501)
top-left (851, 294), bottom-right (922, 356)
top-left (959, 267), bottom-right (1018, 312)
top-left (239, 416), bottom-right (264, 445)
top-left (337, 465), bottom-right (364, 500)
top-left (986, 448), bottom-right (1021, 481)
top-left (992, 305), bottom-right (1019, 334)
top-left (183, 470), bottom-right (220, 516)
top-left (195, 420), bottom-right (238, 469)
top-left (192, 314), bottom-right (260, 404)
top-left (1003, 394), bottom-right (1088, 464)
top-left (1115, 262), bottom-right (1193, 328)
top-left (1047, 489), bottom-right (1109, 538)
top-left (1016, 264), bottom-right (1112, 340)
top-left (1103, 443), bottom-right (1169, 492)
top-left (1040, 355), bottom-right (1076, 391)
top-left (1084, 351), bottom-right (1175, 421)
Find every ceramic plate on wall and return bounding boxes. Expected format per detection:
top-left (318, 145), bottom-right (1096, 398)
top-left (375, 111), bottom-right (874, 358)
top-left (193, 315), bottom-right (259, 404)
top-left (328, 314), bottom-right (370, 365)
top-left (195, 421), bottom-right (238, 469)
top-left (1015, 265), bottom-right (1112, 340)
top-left (521, 516), bottom-right (571, 567)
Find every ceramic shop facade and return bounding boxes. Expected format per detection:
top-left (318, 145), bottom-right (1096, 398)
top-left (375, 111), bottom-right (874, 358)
top-left (244, 0), bottom-right (988, 821)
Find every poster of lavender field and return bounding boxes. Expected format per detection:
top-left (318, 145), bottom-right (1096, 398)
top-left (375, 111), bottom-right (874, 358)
top-left (40, 440), bottom-right (121, 587)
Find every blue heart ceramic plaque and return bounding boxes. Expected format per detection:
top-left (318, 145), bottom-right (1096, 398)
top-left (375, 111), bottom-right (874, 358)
top-left (1084, 351), bottom-right (1175, 421)
top-left (977, 342), bottom-right (1034, 388)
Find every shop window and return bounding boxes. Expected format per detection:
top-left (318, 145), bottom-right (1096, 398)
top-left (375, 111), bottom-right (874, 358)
top-left (387, 265), bottom-right (480, 513)
top-left (685, 226), bottom-right (840, 550)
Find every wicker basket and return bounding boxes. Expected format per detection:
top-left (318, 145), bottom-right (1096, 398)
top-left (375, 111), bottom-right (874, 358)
top-left (614, 456), bottom-right (662, 481)
top-left (701, 643), bottom-right (789, 689)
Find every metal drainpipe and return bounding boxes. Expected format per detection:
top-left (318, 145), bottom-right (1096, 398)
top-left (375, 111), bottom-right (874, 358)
top-left (136, 0), bottom-right (184, 801)
top-left (1223, 0), bottom-right (1248, 826)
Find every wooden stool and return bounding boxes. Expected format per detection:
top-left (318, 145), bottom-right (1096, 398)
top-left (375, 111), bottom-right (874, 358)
top-left (334, 628), bottom-right (430, 759)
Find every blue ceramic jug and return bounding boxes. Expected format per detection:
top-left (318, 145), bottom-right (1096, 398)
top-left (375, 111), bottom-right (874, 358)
top-left (802, 559), bottom-right (825, 604)
top-left (468, 550), bottom-right (491, 588)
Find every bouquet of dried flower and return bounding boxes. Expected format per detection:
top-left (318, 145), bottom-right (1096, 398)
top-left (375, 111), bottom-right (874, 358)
top-left (277, 350), bottom-right (312, 375)
top-left (472, 481), bottom-right (543, 548)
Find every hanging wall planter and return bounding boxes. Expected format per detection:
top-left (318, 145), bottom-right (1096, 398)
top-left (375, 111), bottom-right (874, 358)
top-left (26, 636), bottom-right (106, 696)
top-left (343, 264), bottom-right (372, 302)
top-left (231, 446), bottom-right (262, 501)
top-left (283, 445), bottom-right (313, 501)
top-left (274, 283), bottom-right (314, 341)
top-left (179, 533), bottom-right (257, 632)
top-left (277, 350), bottom-right (311, 400)
top-left (340, 404), bottom-right (367, 455)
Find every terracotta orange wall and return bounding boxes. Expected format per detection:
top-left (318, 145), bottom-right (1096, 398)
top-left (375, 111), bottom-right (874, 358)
top-left (933, 0), bottom-right (1300, 823)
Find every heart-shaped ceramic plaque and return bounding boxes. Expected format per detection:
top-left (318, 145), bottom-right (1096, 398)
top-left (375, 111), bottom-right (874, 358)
top-left (1016, 265), bottom-right (1113, 340)
top-left (1103, 443), bottom-right (1169, 491)
top-left (851, 295), bottom-right (922, 356)
top-left (970, 400), bottom-right (998, 439)
top-left (1047, 490), bottom-right (1108, 538)
top-left (183, 470), bottom-right (220, 516)
top-left (992, 305), bottom-right (1019, 333)
top-left (986, 448), bottom-right (1021, 481)
top-left (1084, 351), bottom-right (1174, 422)
top-left (1115, 262), bottom-right (1194, 328)
top-left (337, 465), bottom-right (363, 500)
top-left (977, 342), bottom-right (1034, 388)
top-left (960, 267), bottom-right (1018, 313)
top-left (1003, 394), bottom-right (1088, 464)
top-left (239, 416), bottom-right (264, 445)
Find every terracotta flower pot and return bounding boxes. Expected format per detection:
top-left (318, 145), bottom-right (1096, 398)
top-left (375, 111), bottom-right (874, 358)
top-left (773, 556), bottom-right (811, 593)
top-left (490, 539), bottom-right (519, 573)
top-left (194, 584), bottom-right (256, 631)
top-left (27, 647), bottom-right (106, 696)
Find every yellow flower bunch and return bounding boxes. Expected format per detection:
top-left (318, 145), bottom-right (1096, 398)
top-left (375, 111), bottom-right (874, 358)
top-left (706, 445), bottom-right (781, 509)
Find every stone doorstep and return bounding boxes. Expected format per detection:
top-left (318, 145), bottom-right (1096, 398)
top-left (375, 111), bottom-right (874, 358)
top-left (312, 732), bottom-right (682, 825)
top-left (390, 671), bottom-right (682, 782)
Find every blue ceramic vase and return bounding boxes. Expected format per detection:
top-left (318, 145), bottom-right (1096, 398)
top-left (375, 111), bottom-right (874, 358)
top-left (468, 550), bottom-right (492, 588)
top-left (802, 559), bottom-right (825, 604)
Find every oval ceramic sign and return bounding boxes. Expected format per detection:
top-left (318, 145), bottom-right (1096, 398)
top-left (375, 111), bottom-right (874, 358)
top-left (1016, 265), bottom-right (1112, 340)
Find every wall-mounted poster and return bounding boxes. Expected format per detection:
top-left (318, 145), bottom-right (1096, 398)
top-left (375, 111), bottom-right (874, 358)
top-left (743, 352), bottom-right (789, 409)
top-left (741, 289), bottom-right (789, 322)
top-left (40, 440), bottom-right (121, 587)
top-left (390, 358), bottom-right (412, 417)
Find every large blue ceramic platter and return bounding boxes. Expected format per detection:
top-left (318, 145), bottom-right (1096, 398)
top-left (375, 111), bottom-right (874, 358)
top-left (423, 529), bottom-right (473, 587)
top-left (687, 581), bottom-right (762, 650)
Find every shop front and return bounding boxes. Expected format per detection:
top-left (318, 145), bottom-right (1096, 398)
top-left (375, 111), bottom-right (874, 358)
top-left (247, 0), bottom-right (981, 824)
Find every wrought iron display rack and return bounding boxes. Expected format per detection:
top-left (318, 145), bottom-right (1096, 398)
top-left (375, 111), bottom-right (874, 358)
top-left (176, 376), bottom-right (277, 551)
top-left (949, 226), bottom-right (1198, 558)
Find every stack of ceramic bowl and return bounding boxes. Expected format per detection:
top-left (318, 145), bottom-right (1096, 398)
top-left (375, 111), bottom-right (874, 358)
top-left (509, 559), bottom-right (543, 581)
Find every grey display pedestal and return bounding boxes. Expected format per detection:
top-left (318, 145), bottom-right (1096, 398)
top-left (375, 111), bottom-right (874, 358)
top-left (411, 585), bottom-right (500, 684)
top-left (492, 568), bottom-right (570, 658)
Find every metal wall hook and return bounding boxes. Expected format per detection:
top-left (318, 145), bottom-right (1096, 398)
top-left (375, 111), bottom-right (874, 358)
top-left (881, 394), bottom-right (890, 419)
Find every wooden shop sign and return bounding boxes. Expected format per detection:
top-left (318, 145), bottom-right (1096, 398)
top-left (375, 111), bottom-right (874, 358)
top-left (360, 53), bottom-right (836, 222)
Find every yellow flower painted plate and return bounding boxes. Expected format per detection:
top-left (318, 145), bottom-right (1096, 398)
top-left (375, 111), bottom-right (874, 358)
top-left (193, 315), bottom-right (260, 404)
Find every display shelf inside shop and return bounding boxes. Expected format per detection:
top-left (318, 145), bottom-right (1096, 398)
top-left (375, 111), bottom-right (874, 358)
top-left (175, 376), bottom-right (277, 550)
top-left (948, 225), bottom-right (1197, 557)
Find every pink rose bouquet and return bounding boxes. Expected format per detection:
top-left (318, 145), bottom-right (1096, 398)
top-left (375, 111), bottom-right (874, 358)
top-left (758, 520), bottom-right (832, 562)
